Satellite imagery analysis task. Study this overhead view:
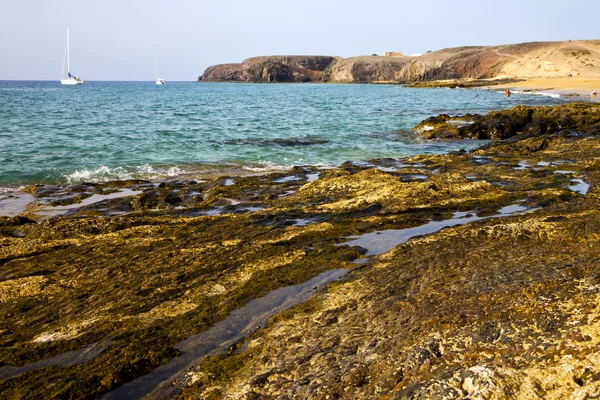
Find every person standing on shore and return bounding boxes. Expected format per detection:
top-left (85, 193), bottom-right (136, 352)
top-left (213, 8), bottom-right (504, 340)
top-left (593, 90), bottom-right (597, 101)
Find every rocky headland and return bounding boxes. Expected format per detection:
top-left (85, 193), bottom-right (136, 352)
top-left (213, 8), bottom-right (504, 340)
top-left (198, 40), bottom-right (600, 87)
top-left (1, 103), bottom-right (600, 398)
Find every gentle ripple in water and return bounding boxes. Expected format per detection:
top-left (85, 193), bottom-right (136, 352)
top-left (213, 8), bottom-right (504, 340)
top-left (0, 81), bottom-right (564, 187)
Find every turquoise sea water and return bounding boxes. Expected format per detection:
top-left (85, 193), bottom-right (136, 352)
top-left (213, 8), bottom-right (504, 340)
top-left (0, 81), bottom-right (564, 189)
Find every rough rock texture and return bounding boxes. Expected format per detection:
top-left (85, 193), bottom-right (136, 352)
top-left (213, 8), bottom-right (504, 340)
top-left (198, 40), bottom-right (600, 83)
top-left (199, 56), bottom-right (338, 83)
top-left (327, 56), bottom-right (412, 83)
top-left (200, 63), bottom-right (244, 82)
top-left (414, 102), bottom-right (600, 140)
top-left (403, 40), bottom-right (600, 86)
top-left (2, 104), bottom-right (600, 399)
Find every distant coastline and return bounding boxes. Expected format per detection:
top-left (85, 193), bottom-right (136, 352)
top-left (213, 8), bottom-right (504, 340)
top-left (198, 40), bottom-right (600, 96)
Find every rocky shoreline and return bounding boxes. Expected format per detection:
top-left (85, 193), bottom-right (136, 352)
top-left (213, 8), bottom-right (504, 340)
top-left (197, 40), bottom-right (600, 85)
top-left (1, 103), bottom-right (600, 398)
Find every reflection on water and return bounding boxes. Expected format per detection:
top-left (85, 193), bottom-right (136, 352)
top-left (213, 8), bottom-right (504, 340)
top-left (341, 213), bottom-right (481, 256)
top-left (103, 269), bottom-right (348, 400)
top-left (273, 176), bottom-right (302, 183)
top-left (0, 192), bottom-right (34, 217)
top-left (568, 179), bottom-right (590, 195)
top-left (35, 189), bottom-right (143, 218)
top-left (339, 202), bottom-right (536, 256)
top-left (0, 340), bottom-right (111, 381)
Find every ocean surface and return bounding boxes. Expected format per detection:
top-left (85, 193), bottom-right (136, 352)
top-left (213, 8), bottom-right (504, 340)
top-left (0, 80), bottom-right (564, 190)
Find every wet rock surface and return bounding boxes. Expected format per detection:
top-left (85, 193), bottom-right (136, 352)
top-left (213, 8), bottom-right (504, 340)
top-left (1, 104), bottom-right (600, 399)
top-left (414, 102), bottom-right (600, 140)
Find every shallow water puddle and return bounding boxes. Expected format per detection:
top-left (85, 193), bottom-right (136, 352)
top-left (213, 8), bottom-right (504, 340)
top-left (306, 173), bottom-right (320, 182)
top-left (513, 161), bottom-right (530, 171)
top-left (203, 207), bottom-right (224, 216)
top-left (103, 268), bottom-right (348, 400)
top-left (339, 204), bottom-right (535, 256)
top-left (291, 218), bottom-right (316, 227)
top-left (237, 206), bottom-right (265, 213)
top-left (0, 340), bottom-right (111, 380)
top-left (340, 213), bottom-right (480, 256)
top-left (376, 166), bottom-right (399, 173)
top-left (401, 174), bottom-right (428, 181)
top-left (472, 156), bottom-right (493, 165)
top-left (568, 179), bottom-right (590, 195)
top-left (279, 190), bottom-right (297, 197)
top-left (348, 160), bottom-right (426, 171)
top-left (496, 203), bottom-right (528, 215)
top-left (0, 192), bottom-right (35, 217)
top-left (273, 176), bottom-right (302, 183)
top-left (36, 189), bottom-right (143, 218)
top-left (553, 171), bottom-right (590, 196)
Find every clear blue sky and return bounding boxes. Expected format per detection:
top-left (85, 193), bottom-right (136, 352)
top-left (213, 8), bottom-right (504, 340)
top-left (1, 0), bottom-right (598, 81)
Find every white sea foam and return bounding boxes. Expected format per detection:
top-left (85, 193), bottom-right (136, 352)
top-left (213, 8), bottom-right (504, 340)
top-left (242, 162), bottom-right (289, 173)
top-left (511, 90), bottom-right (561, 99)
top-left (166, 167), bottom-right (182, 177)
top-left (530, 92), bottom-right (561, 99)
top-left (0, 186), bottom-right (26, 194)
top-left (64, 164), bottom-right (189, 184)
top-left (66, 166), bottom-right (134, 184)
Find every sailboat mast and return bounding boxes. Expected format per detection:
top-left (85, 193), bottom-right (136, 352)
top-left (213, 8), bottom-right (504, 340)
top-left (66, 27), bottom-right (70, 73)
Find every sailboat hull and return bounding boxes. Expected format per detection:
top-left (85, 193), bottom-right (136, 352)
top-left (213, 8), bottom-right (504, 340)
top-left (61, 78), bottom-right (83, 85)
top-left (155, 59), bottom-right (165, 84)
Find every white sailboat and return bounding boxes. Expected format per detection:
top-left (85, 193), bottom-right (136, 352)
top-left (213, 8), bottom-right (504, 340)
top-left (61, 27), bottom-right (83, 85)
top-left (156, 58), bottom-right (165, 85)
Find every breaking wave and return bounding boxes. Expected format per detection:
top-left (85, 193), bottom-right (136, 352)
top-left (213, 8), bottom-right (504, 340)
top-left (65, 165), bottom-right (183, 184)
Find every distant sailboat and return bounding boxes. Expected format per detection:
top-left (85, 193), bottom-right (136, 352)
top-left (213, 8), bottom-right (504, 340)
top-left (61, 27), bottom-right (83, 85)
top-left (156, 58), bottom-right (165, 85)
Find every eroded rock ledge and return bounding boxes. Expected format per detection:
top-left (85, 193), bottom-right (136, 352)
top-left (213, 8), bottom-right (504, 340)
top-left (1, 104), bottom-right (600, 399)
top-left (198, 40), bottom-right (600, 83)
top-left (414, 102), bottom-right (600, 140)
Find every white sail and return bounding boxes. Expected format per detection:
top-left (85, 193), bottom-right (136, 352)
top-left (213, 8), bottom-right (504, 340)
top-left (61, 27), bottom-right (83, 85)
top-left (156, 58), bottom-right (165, 85)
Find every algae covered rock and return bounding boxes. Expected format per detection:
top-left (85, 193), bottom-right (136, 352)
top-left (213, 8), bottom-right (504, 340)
top-left (414, 102), bottom-right (600, 140)
top-left (3, 103), bottom-right (600, 399)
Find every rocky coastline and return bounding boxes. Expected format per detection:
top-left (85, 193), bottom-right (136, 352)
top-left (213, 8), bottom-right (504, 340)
top-left (197, 40), bottom-right (600, 85)
top-left (1, 103), bottom-right (600, 398)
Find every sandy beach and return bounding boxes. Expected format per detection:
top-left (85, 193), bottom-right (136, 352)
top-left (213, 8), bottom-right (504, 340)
top-left (488, 76), bottom-right (600, 98)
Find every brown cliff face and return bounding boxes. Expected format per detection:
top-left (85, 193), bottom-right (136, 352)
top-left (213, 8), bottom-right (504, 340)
top-left (396, 46), bottom-right (501, 81)
top-left (328, 56), bottom-right (412, 83)
top-left (199, 63), bottom-right (243, 82)
top-left (242, 55), bottom-right (337, 72)
top-left (397, 41), bottom-right (600, 82)
top-left (199, 56), bottom-right (338, 83)
top-left (198, 40), bottom-right (600, 83)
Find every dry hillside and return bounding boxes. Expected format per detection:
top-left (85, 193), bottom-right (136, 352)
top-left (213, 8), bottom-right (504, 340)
top-left (198, 40), bottom-right (600, 84)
